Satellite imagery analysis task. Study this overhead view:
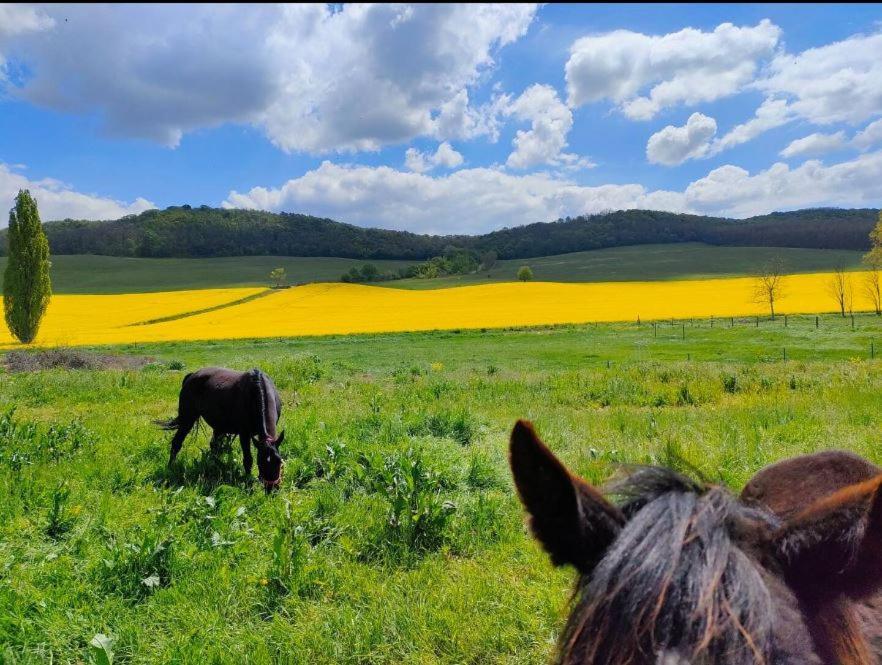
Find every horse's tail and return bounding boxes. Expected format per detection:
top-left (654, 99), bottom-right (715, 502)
top-left (155, 372), bottom-right (195, 431)
top-left (153, 416), bottom-right (179, 431)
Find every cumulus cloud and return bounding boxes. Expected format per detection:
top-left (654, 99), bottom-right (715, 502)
top-left (1, 4), bottom-right (536, 151)
top-left (504, 84), bottom-right (591, 169)
top-left (646, 113), bottom-right (717, 166)
top-left (707, 31), bottom-right (882, 155)
top-left (759, 31), bottom-right (882, 126)
top-left (223, 151), bottom-right (882, 232)
top-left (779, 131), bottom-right (846, 158)
top-left (565, 20), bottom-right (780, 120)
top-left (0, 163), bottom-right (154, 224)
top-left (405, 142), bottom-right (464, 173)
top-left (0, 4), bottom-right (54, 38)
top-left (684, 151), bottom-right (882, 217)
top-left (853, 118), bottom-right (882, 150)
top-left (708, 98), bottom-right (794, 156)
top-left (223, 161), bottom-right (683, 234)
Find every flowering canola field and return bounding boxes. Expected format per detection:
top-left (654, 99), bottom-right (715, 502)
top-left (0, 272), bottom-right (869, 348)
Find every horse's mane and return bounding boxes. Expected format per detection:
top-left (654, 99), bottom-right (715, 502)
top-left (559, 466), bottom-right (779, 665)
top-left (248, 368), bottom-right (269, 439)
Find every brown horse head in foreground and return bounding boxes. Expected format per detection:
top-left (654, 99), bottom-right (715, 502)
top-left (509, 420), bottom-right (882, 664)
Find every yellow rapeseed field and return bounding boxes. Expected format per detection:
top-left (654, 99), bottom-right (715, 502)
top-left (0, 287), bottom-right (263, 347)
top-left (0, 272), bottom-right (871, 348)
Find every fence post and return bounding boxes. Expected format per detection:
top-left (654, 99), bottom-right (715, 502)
top-left (852, 314), bottom-right (855, 330)
top-left (606, 360), bottom-right (611, 369)
top-left (730, 317), bottom-right (734, 328)
top-left (711, 316), bottom-right (714, 328)
top-left (755, 316), bottom-right (759, 328)
top-left (872, 341), bottom-right (875, 359)
top-left (653, 322), bottom-right (657, 338)
top-left (682, 324), bottom-right (685, 340)
top-left (783, 347), bottom-right (787, 361)
top-left (816, 316), bottom-right (819, 329)
top-left (637, 315), bottom-right (641, 326)
top-left (784, 315), bottom-right (787, 328)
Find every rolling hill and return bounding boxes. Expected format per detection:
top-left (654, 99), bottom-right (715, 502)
top-left (0, 206), bottom-right (877, 260)
top-left (0, 243), bottom-right (864, 294)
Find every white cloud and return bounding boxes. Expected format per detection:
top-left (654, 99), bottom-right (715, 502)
top-left (405, 142), bottom-right (464, 173)
top-left (2, 4), bottom-right (537, 151)
top-left (565, 20), bottom-right (780, 120)
top-left (759, 31), bottom-right (882, 126)
top-left (684, 151), bottom-right (882, 217)
top-left (505, 84), bottom-right (590, 169)
top-left (779, 131), bottom-right (846, 158)
top-left (709, 98), bottom-right (794, 156)
top-left (223, 161), bottom-right (683, 234)
top-left (708, 31), bottom-right (882, 154)
top-left (854, 118), bottom-right (882, 150)
top-left (646, 113), bottom-right (717, 166)
top-left (224, 151), bottom-right (882, 233)
top-left (0, 163), bottom-right (154, 224)
top-left (0, 4), bottom-right (53, 38)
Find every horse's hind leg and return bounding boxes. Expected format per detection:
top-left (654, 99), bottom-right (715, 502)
top-left (168, 416), bottom-right (197, 466)
top-left (210, 430), bottom-right (225, 454)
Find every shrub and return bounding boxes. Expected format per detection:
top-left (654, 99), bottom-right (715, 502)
top-left (722, 373), bottom-right (738, 394)
top-left (97, 529), bottom-right (173, 601)
top-left (360, 448), bottom-right (455, 562)
top-left (409, 409), bottom-right (477, 446)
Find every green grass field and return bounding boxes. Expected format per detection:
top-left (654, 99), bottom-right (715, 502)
top-left (0, 243), bottom-right (864, 293)
top-left (3, 313), bottom-right (882, 663)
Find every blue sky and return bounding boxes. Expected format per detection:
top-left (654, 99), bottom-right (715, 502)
top-left (2, 3), bottom-right (882, 233)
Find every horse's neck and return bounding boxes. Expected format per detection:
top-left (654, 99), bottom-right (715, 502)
top-left (805, 596), bottom-right (875, 665)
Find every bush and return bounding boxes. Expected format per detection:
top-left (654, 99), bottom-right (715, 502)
top-left (359, 448), bottom-right (455, 562)
top-left (517, 265), bottom-right (533, 281)
top-left (97, 529), bottom-right (173, 601)
top-left (409, 409), bottom-right (478, 446)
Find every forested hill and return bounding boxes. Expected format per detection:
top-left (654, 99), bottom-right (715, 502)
top-left (0, 205), bottom-right (877, 260)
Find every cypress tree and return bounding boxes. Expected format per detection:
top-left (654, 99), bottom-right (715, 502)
top-left (4, 190), bottom-right (51, 343)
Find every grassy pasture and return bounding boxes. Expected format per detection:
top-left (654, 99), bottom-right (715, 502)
top-left (3, 315), bottom-right (882, 663)
top-left (0, 243), bottom-right (864, 293)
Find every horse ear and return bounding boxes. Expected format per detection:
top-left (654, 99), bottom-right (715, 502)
top-left (509, 420), bottom-right (624, 574)
top-left (775, 475), bottom-right (882, 599)
top-left (275, 430), bottom-right (285, 447)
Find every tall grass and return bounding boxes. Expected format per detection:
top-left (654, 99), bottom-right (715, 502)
top-left (3, 318), bottom-right (882, 662)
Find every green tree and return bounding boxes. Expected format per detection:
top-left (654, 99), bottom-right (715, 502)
top-left (480, 250), bottom-right (498, 271)
top-left (360, 263), bottom-right (379, 281)
top-left (517, 265), bottom-right (533, 282)
top-left (4, 190), bottom-right (51, 343)
top-left (269, 267), bottom-right (287, 288)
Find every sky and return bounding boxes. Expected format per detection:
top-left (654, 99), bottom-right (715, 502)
top-left (2, 3), bottom-right (882, 234)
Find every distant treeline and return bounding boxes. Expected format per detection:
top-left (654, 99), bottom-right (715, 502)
top-left (0, 205), bottom-right (877, 260)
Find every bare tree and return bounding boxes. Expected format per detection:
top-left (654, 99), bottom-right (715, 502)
top-left (828, 267), bottom-right (854, 317)
top-left (753, 258), bottom-right (786, 320)
top-left (863, 256), bottom-right (882, 315)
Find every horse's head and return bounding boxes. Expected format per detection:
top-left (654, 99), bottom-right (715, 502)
top-left (256, 430), bottom-right (284, 493)
top-left (509, 420), bottom-right (882, 664)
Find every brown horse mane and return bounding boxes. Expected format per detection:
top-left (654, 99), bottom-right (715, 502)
top-left (559, 466), bottom-right (780, 665)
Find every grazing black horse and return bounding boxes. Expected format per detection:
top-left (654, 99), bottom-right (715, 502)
top-left (157, 367), bottom-right (285, 491)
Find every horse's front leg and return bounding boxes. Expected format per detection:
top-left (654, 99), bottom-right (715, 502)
top-left (239, 433), bottom-right (253, 476)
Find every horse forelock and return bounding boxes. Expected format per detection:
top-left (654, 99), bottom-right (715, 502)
top-left (560, 468), bottom-right (777, 665)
